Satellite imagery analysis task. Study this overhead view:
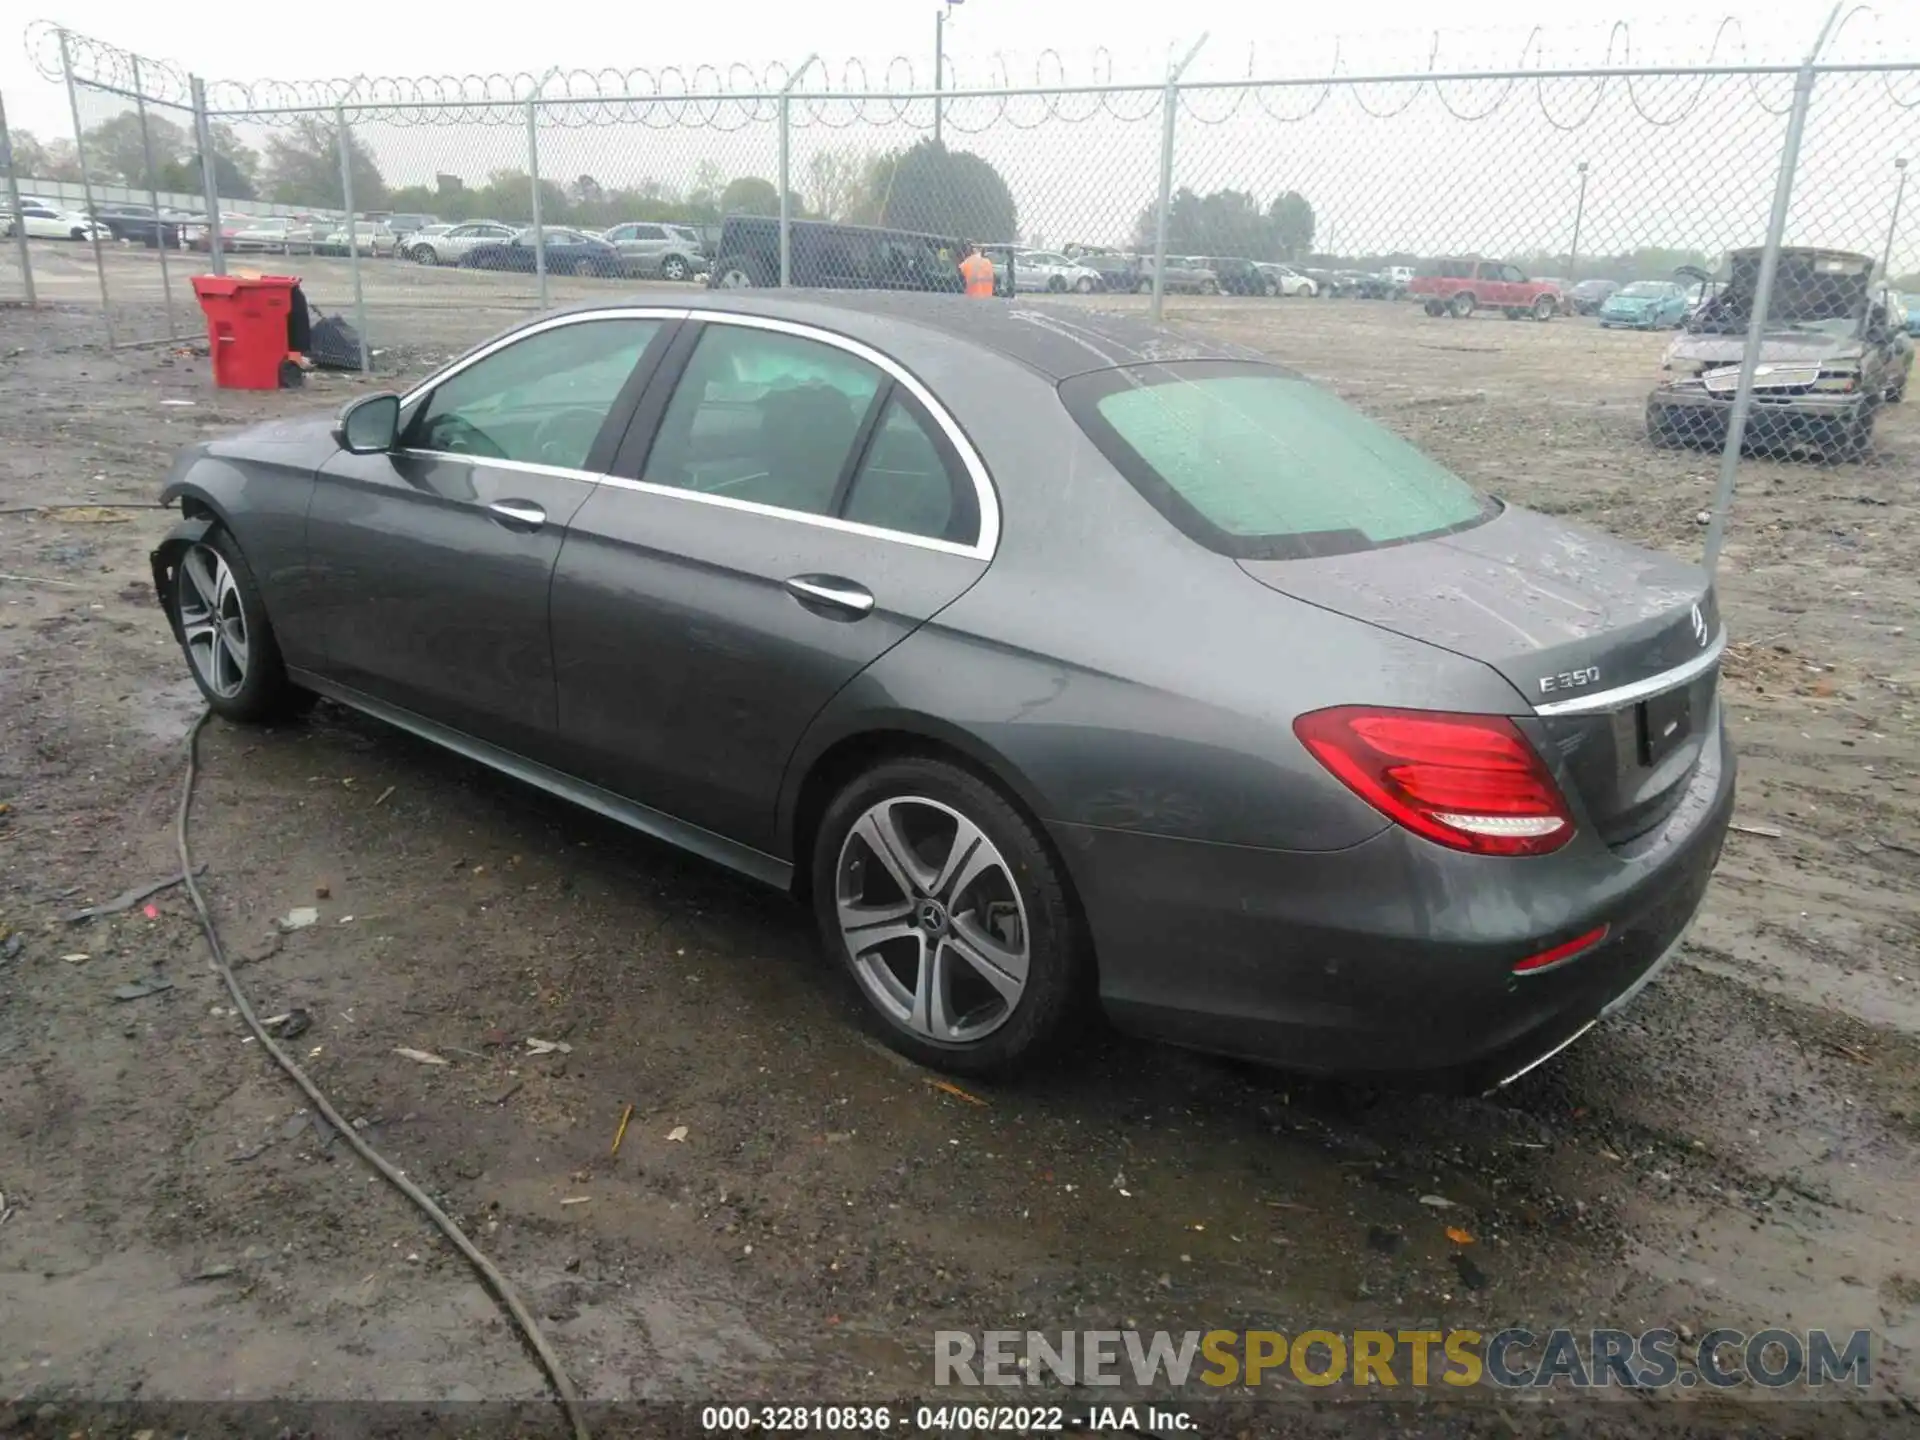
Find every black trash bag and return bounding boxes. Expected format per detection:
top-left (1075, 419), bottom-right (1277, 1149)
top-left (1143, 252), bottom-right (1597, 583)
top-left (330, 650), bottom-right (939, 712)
top-left (286, 283), bottom-right (365, 372)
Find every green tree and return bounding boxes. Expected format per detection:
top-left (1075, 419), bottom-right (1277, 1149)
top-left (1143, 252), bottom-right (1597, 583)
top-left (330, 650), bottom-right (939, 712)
top-left (261, 115), bottom-right (387, 209)
top-left (1267, 191), bottom-right (1314, 259)
top-left (720, 175), bottom-right (781, 216)
top-left (874, 140), bottom-right (1015, 242)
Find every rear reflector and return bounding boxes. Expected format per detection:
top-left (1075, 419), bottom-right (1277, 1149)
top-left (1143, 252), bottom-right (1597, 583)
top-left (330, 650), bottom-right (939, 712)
top-left (1293, 706), bottom-right (1577, 856)
top-left (1512, 924), bottom-right (1610, 974)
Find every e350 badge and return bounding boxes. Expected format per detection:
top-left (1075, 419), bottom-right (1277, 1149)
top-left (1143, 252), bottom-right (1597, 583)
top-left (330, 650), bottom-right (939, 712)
top-left (1540, 666), bottom-right (1601, 696)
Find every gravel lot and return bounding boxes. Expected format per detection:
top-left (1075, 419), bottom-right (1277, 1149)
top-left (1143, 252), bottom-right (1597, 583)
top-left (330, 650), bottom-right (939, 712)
top-left (2, 241), bottom-right (1918, 1436)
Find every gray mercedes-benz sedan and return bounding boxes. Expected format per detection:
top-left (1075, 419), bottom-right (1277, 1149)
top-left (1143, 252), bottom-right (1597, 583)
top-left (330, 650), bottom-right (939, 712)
top-left (152, 294), bottom-right (1735, 1087)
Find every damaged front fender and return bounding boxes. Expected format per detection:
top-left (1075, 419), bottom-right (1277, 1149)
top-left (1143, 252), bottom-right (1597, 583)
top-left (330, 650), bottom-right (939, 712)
top-left (150, 516), bottom-right (215, 644)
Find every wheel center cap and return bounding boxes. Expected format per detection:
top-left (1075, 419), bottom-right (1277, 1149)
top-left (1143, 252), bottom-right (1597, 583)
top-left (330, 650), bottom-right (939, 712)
top-left (915, 898), bottom-right (950, 935)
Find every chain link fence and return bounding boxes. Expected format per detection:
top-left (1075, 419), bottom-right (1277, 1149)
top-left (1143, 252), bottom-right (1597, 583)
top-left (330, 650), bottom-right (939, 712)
top-left (12, 16), bottom-right (1920, 484)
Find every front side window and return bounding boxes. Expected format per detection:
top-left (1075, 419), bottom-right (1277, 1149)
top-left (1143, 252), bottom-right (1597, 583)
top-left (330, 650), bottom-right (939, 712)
top-left (408, 318), bottom-right (663, 470)
top-left (643, 325), bottom-right (881, 515)
top-left (1061, 361), bottom-right (1493, 561)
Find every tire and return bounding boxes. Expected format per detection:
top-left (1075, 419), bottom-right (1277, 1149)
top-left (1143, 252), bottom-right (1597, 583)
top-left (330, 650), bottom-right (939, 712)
top-left (414, 246), bottom-right (438, 266)
top-left (1046, 275), bottom-right (1067, 293)
top-left (167, 528), bottom-right (304, 724)
top-left (1646, 404), bottom-right (1683, 449)
top-left (1886, 368), bottom-right (1908, 404)
top-left (1533, 296), bottom-right (1557, 322)
top-left (70, 227), bottom-right (89, 242)
top-left (1137, 278), bottom-right (1154, 294)
top-left (1263, 279), bottom-right (1280, 298)
top-left (1504, 308), bottom-right (1524, 321)
top-left (1423, 299), bottom-right (1445, 317)
top-left (713, 253), bottom-right (774, 288)
top-left (1449, 291), bottom-right (1476, 319)
top-left (1827, 408), bottom-right (1875, 463)
top-left (811, 756), bottom-right (1090, 1078)
top-left (1202, 279), bottom-right (1220, 295)
top-left (570, 256), bottom-right (596, 278)
top-left (1074, 276), bottom-right (1094, 294)
top-left (662, 254), bottom-right (689, 282)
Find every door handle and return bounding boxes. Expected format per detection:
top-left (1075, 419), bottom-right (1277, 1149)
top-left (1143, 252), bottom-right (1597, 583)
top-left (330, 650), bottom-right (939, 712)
top-left (487, 499), bottom-right (546, 530)
top-left (785, 575), bottom-right (875, 618)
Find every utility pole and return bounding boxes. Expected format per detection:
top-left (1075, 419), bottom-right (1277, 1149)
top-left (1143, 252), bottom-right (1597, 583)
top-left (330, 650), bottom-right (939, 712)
top-left (1567, 161), bottom-right (1590, 283)
top-left (1880, 157), bottom-right (1909, 282)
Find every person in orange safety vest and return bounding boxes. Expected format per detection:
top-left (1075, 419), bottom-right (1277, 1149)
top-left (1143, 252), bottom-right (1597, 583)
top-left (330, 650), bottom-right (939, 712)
top-left (958, 241), bottom-right (995, 298)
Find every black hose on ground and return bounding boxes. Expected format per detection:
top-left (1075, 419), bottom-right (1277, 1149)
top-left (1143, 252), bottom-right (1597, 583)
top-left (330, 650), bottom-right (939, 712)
top-left (172, 707), bottom-right (591, 1440)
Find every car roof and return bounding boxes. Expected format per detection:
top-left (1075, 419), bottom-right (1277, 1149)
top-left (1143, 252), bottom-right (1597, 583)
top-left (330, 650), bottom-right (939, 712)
top-left (546, 291), bottom-right (1263, 381)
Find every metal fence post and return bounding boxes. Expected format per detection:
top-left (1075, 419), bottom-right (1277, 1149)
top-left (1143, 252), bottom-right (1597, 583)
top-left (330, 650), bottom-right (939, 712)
top-left (190, 76), bottom-right (225, 276)
top-left (1701, 5), bottom-right (1840, 577)
top-left (1150, 35), bottom-right (1208, 324)
top-left (130, 57), bottom-right (177, 338)
top-left (0, 91), bottom-right (37, 305)
top-left (59, 28), bottom-right (115, 345)
top-left (334, 103), bottom-right (370, 373)
top-left (778, 57), bottom-right (819, 291)
top-left (527, 98), bottom-right (548, 308)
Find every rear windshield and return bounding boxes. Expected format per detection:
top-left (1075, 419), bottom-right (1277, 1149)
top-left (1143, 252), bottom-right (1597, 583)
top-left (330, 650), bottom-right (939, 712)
top-left (1060, 361), bottom-right (1494, 560)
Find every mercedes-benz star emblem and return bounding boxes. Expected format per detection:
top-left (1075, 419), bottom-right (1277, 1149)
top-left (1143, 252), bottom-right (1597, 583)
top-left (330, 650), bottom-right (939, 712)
top-left (1690, 602), bottom-right (1709, 647)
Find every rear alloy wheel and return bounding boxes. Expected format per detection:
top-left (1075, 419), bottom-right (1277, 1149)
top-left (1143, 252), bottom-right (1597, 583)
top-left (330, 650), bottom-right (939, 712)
top-left (1449, 292), bottom-right (1476, 319)
top-left (170, 530), bottom-right (304, 723)
top-left (1137, 278), bottom-right (1154, 294)
top-left (570, 257), bottom-right (597, 278)
top-left (414, 246), bottom-right (438, 266)
top-left (1533, 295), bottom-right (1558, 322)
top-left (1264, 279), bottom-right (1281, 297)
top-left (814, 758), bottom-right (1088, 1077)
top-left (662, 255), bottom-right (689, 282)
top-left (1074, 276), bottom-right (1094, 293)
top-left (1423, 299), bottom-right (1445, 317)
top-left (1202, 279), bottom-right (1220, 295)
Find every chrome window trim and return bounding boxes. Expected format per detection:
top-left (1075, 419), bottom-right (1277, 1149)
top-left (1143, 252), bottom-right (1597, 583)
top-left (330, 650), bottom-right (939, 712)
top-left (398, 307), bottom-right (694, 408)
top-left (392, 305), bottom-right (1000, 560)
top-left (1532, 628), bottom-right (1727, 717)
top-left (591, 473), bottom-right (988, 559)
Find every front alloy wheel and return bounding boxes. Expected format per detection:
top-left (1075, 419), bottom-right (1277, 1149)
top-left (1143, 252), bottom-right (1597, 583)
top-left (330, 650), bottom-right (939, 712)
top-left (836, 796), bottom-right (1029, 1046)
top-left (178, 542), bottom-right (249, 699)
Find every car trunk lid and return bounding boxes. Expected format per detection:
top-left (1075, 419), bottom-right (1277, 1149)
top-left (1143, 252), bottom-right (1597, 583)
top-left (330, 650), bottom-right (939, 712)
top-left (1239, 504), bottom-right (1723, 846)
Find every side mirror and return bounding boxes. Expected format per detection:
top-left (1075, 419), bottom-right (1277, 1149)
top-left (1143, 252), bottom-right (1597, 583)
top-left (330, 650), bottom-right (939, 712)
top-left (334, 393), bottom-right (401, 454)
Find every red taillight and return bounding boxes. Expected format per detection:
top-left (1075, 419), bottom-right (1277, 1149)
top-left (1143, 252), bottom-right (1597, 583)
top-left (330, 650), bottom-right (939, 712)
top-left (1293, 705), bottom-right (1575, 857)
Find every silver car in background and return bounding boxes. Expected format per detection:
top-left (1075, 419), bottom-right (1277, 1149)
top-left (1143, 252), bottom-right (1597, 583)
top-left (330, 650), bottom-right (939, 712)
top-left (602, 221), bottom-right (709, 281)
top-left (406, 221), bottom-right (516, 267)
top-left (319, 220), bottom-right (397, 258)
top-left (1013, 250), bottom-right (1102, 293)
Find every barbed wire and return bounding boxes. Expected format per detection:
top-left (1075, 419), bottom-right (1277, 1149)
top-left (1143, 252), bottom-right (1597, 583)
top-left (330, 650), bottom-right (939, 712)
top-left (25, 12), bottom-right (1920, 132)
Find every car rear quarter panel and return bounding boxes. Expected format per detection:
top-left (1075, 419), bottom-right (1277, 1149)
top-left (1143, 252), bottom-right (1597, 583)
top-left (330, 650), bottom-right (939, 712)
top-left (778, 337), bottom-right (1532, 856)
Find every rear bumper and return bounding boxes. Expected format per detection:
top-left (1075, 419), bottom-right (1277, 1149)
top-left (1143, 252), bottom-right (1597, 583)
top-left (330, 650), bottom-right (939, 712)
top-left (1052, 716), bottom-right (1735, 1091)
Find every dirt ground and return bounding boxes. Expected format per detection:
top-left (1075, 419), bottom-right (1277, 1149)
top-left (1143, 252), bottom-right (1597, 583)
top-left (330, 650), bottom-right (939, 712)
top-left (2, 243), bottom-right (1918, 1437)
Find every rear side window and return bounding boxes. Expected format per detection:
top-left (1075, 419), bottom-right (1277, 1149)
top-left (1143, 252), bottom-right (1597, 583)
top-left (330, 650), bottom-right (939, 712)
top-left (1060, 362), bottom-right (1493, 561)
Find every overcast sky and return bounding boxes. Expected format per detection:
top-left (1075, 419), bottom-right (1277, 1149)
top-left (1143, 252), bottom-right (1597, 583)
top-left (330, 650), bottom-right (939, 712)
top-left (10, 2), bottom-right (1918, 269)
top-left (8, 1), bottom-right (1906, 139)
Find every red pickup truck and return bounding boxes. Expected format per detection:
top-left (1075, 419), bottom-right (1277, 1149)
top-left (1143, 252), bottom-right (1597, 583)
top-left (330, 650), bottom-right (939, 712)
top-left (1409, 258), bottom-right (1563, 321)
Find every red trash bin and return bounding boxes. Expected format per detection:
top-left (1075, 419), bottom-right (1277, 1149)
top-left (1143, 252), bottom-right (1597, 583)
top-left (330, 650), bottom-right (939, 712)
top-left (191, 274), bottom-right (299, 390)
